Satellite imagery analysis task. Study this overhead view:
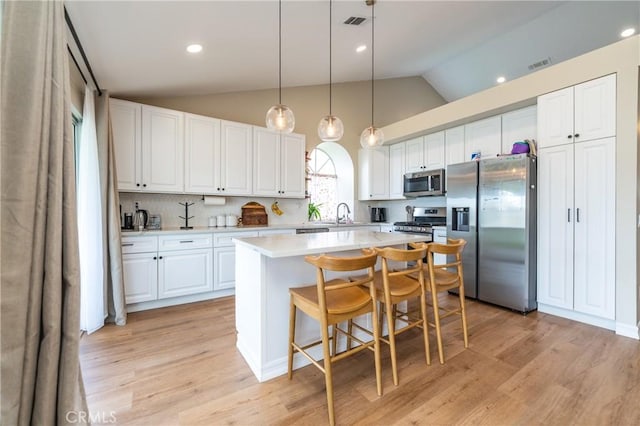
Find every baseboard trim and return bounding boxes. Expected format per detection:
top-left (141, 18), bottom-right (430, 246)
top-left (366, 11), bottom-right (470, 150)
top-left (537, 303), bottom-right (615, 330)
top-left (615, 321), bottom-right (640, 340)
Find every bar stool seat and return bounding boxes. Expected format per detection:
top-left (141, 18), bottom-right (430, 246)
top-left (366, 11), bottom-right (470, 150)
top-left (291, 280), bottom-right (372, 315)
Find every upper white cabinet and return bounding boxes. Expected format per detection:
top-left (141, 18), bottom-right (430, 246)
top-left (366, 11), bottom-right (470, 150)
top-left (501, 106), bottom-right (537, 155)
top-left (112, 100), bottom-right (184, 192)
top-left (464, 116), bottom-right (501, 161)
top-left (141, 105), bottom-right (184, 192)
top-left (445, 126), bottom-right (465, 167)
top-left (359, 147), bottom-right (389, 200)
top-left (389, 142), bottom-right (406, 199)
top-left (253, 128), bottom-right (305, 198)
top-left (219, 120), bottom-right (253, 195)
top-left (405, 132), bottom-right (445, 172)
top-left (184, 113), bottom-right (221, 194)
top-left (537, 74), bottom-right (616, 149)
top-left (111, 99), bottom-right (141, 191)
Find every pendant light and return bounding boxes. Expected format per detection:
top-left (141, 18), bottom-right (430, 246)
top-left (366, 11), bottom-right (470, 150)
top-left (360, 0), bottom-right (384, 148)
top-left (266, 0), bottom-right (295, 133)
top-left (317, 0), bottom-right (344, 142)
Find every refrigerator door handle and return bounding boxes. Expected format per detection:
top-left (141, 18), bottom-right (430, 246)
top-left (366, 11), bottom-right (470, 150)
top-left (567, 208), bottom-right (571, 222)
top-left (576, 208), bottom-right (580, 223)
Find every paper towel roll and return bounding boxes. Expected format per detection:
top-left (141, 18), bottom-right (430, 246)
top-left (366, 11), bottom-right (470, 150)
top-left (203, 196), bottom-right (226, 206)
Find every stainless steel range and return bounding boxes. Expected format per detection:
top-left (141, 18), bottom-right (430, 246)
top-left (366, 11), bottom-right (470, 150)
top-left (393, 207), bottom-right (446, 241)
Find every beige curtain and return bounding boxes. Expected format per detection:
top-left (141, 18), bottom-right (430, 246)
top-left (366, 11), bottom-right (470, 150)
top-left (95, 93), bottom-right (127, 326)
top-left (1, 1), bottom-right (88, 424)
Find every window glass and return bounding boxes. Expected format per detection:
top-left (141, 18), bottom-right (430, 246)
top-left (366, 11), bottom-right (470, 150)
top-left (307, 148), bottom-right (338, 221)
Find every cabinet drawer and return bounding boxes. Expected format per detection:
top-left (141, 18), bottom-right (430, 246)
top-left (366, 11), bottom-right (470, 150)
top-left (121, 236), bottom-right (158, 254)
top-left (214, 231), bottom-right (259, 247)
top-left (158, 233), bottom-right (212, 251)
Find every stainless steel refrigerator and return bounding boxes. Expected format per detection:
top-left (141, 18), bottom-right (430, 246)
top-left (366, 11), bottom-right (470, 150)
top-left (446, 154), bottom-right (537, 313)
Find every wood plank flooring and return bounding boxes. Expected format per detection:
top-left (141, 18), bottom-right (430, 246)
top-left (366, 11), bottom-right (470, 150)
top-left (79, 295), bottom-right (640, 425)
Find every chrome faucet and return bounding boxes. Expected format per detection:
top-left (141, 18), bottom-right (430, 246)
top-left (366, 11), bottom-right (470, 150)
top-left (336, 203), bottom-right (351, 225)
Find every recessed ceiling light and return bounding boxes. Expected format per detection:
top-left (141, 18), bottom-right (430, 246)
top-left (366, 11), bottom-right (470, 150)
top-left (186, 44), bottom-right (203, 53)
top-left (356, 44), bottom-right (367, 53)
top-left (496, 76), bottom-right (506, 84)
top-left (620, 28), bottom-right (636, 38)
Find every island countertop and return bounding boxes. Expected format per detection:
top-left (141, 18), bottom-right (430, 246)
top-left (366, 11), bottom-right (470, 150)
top-left (233, 230), bottom-right (427, 258)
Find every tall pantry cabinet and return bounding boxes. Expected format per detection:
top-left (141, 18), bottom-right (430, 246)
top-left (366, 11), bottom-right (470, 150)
top-left (537, 74), bottom-right (616, 327)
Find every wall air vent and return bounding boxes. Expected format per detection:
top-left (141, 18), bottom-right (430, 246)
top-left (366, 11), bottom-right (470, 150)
top-left (344, 16), bottom-right (367, 25)
top-left (528, 57), bottom-right (552, 71)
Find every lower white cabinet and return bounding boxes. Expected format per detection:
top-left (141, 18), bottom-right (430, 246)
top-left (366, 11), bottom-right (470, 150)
top-left (158, 248), bottom-right (213, 298)
top-left (122, 252), bottom-right (158, 304)
top-left (213, 247), bottom-right (236, 291)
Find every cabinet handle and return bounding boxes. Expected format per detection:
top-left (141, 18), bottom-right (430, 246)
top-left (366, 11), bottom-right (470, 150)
top-left (158, 256), bottom-right (163, 259)
top-left (136, 183), bottom-right (140, 187)
top-left (143, 184), bottom-right (147, 187)
top-left (574, 133), bottom-right (580, 138)
top-left (122, 243), bottom-right (134, 247)
top-left (567, 208), bottom-right (571, 222)
top-left (180, 240), bottom-right (194, 243)
top-left (153, 256), bottom-right (157, 260)
top-left (576, 208), bottom-right (580, 223)
top-left (222, 188), bottom-right (225, 191)
top-left (217, 187), bottom-right (220, 191)
top-left (567, 135), bottom-right (573, 139)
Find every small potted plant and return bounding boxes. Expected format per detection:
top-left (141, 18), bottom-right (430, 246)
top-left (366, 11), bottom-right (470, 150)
top-left (308, 202), bottom-right (322, 221)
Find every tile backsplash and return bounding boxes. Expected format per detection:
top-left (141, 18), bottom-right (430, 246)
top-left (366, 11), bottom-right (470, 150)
top-left (119, 193), bottom-right (308, 228)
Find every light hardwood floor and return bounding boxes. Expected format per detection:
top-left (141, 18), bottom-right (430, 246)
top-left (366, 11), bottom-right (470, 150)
top-left (80, 295), bottom-right (640, 425)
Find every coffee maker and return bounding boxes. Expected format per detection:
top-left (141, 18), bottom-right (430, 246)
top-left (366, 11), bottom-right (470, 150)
top-left (370, 207), bottom-right (387, 223)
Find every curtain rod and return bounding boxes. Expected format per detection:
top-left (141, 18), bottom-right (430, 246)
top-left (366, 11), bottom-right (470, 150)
top-left (64, 6), bottom-right (102, 96)
top-left (67, 45), bottom-right (88, 85)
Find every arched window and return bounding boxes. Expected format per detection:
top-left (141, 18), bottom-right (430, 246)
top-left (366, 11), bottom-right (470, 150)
top-left (307, 142), bottom-right (355, 222)
top-left (307, 148), bottom-right (337, 221)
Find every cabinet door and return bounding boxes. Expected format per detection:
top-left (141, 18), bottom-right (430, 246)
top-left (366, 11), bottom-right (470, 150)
top-left (214, 247), bottom-right (236, 290)
top-left (280, 133), bottom-right (306, 198)
top-left (358, 147), bottom-right (389, 200)
top-left (252, 127), bottom-right (280, 196)
top-left (464, 116), bottom-right (502, 160)
top-left (537, 86), bottom-right (574, 149)
top-left (537, 145), bottom-right (574, 310)
top-left (573, 138), bottom-right (615, 319)
top-left (424, 131), bottom-right (445, 170)
top-left (389, 142), bottom-right (406, 199)
top-left (445, 126), bottom-right (465, 167)
top-left (111, 99), bottom-right (142, 191)
top-left (185, 113), bottom-right (220, 194)
top-left (123, 253), bottom-right (157, 304)
top-left (220, 120), bottom-right (252, 195)
top-left (405, 136), bottom-right (425, 172)
top-left (501, 106), bottom-right (537, 155)
top-left (158, 248), bottom-right (213, 299)
top-left (574, 74), bottom-right (616, 143)
top-left (141, 105), bottom-right (184, 192)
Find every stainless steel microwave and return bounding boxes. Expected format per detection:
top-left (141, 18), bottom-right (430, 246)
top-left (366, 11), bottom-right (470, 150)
top-left (403, 169), bottom-right (446, 197)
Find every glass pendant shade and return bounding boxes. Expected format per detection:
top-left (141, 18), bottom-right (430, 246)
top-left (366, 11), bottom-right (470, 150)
top-left (317, 115), bottom-right (344, 142)
top-left (266, 104), bottom-right (295, 133)
top-left (360, 126), bottom-right (384, 148)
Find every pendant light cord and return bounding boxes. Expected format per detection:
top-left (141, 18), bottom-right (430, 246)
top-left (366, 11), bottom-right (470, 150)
top-left (329, 0), bottom-right (333, 116)
top-left (279, 0), bottom-right (282, 105)
top-left (371, 1), bottom-right (375, 127)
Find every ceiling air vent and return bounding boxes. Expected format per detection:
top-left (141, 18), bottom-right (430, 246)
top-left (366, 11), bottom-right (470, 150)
top-left (344, 16), bottom-right (367, 25)
top-left (528, 57), bottom-right (552, 71)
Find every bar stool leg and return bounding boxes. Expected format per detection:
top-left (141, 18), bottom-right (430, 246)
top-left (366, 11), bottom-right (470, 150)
top-left (386, 300), bottom-right (399, 386)
top-left (288, 297), bottom-right (296, 379)
top-left (321, 321), bottom-right (335, 426)
top-left (419, 292), bottom-right (431, 365)
top-left (431, 291), bottom-right (445, 364)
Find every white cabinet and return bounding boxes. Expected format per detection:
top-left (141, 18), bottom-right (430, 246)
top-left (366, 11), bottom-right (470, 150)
top-left (501, 106), bottom-right (537, 155)
top-left (389, 143), bottom-right (406, 199)
top-left (213, 231), bottom-right (258, 291)
top-left (158, 248), bottom-right (213, 299)
top-left (111, 99), bottom-right (142, 191)
top-left (358, 147), bottom-right (389, 200)
top-left (432, 227), bottom-right (447, 266)
top-left (184, 113), bottom-right (220, 194)
top-left (253, 127), bottom-right (305, 198)
top-left (464, 116), bottom-right (501, 161)
top-left (405, 132), bottom-right (445, 172)
top-left (141, 105), bottom-right (184, 192)
top-left (111, 100), bottom-right (184, 192)
top-left (121, 235), bottom-right (158, 304)
top-left (537, 74), bottom-right (616, 149)
top-left (445, 126), bottom-right (465, 167)
top-left (538, 137), bottom-right (616, 322)
top-left (220, 120), bottom-right (253, 195)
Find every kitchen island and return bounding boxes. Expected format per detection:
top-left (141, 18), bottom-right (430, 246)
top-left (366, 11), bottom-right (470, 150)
top-left (233, 230), bottom-right (427, 382)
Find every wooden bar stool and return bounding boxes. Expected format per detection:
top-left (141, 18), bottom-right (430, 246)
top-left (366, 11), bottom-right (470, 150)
top-left (367, 245), bottom-right (430, 386)
top-left (416, 238), bottom-right (469, 364)
top-left (288, 249), bottom-right (381, 426)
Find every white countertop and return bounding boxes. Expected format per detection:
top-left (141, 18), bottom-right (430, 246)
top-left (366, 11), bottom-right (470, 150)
top-left (233, 230), bottom-right (427, 258)
top-left (120, 222), bottom-right (391, 236)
